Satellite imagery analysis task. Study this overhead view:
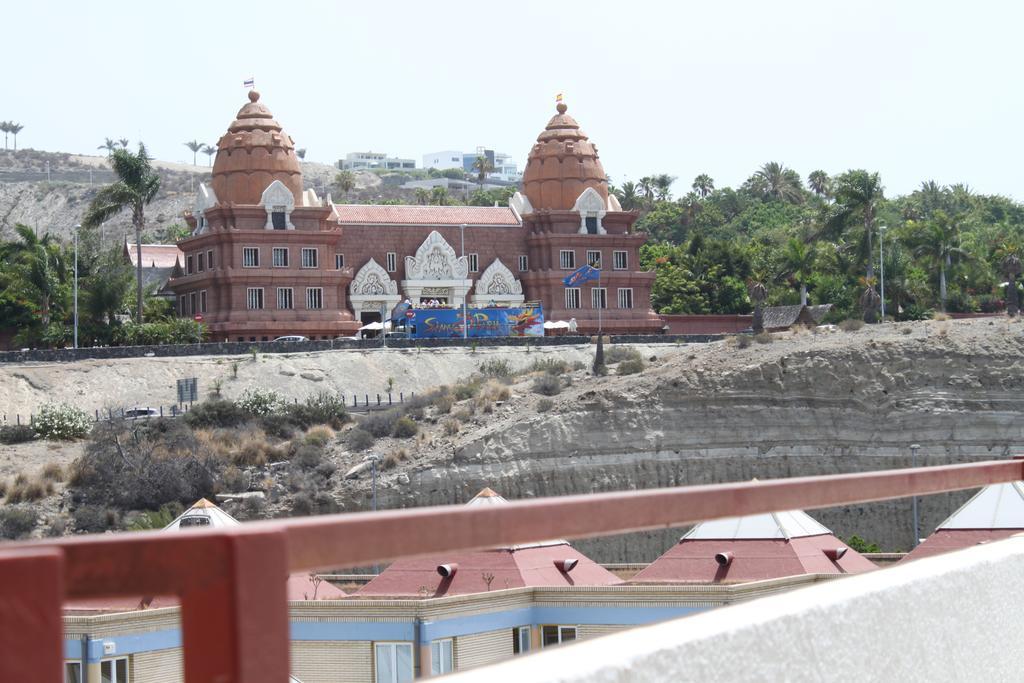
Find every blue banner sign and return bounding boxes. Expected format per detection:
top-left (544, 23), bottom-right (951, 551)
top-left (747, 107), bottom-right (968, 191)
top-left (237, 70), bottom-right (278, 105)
top-left (408, 305), bottom-right (544, 338)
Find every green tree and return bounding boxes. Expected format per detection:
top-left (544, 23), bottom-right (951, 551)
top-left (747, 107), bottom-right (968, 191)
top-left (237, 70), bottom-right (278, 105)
top-left (748, 162), bottom-right (804, 204)
top-left (807, 170), bottom-right (830, 198)
top-left (911, 211), bottom-right (967, 312)
top-left (3, 224), bottom-right (69, 328)
top-left (472, 155), bottom-right (494, 190)
top-left (995, 241), bottom-right (1022, 316)
top-left (431, 186), bottom-right (452, 206)
top-left (118, 138), bottom-right (129, 149)
top-left (98, 138), bottom-right (119, 155)
top-left (9, 122), bottom-right (23, 152)
top-left (183, 140), bottom-right (203, 166)
top-left (0, 121), bottom-right (10, 150)
top-left (614, 181), bottom-right (641, 210)
top-left (692, 174), bottom-right (714, 198)
top-left (83, 144), bottom-right (161, 324)
top-left (334, 170), bottom-right (356, 196)
top-left (829, 170), bottom-right (885, 281)
top-left (653, 174), bottom-right (676, 201)
top-left (413, 187), bottom-right (430, 205)
top-left (201, 143), bottom-right (216, 166)
top-left (84, 249), bottom-right (133, 326)
top-left (782, 238), bottom-right (816, 305)
top-left (748, 277), bottom-right (767, 333)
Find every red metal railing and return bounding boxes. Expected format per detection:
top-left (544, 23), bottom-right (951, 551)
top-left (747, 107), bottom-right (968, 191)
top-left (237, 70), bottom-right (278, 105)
top-left (2, 458), bottom-right (1022, 682)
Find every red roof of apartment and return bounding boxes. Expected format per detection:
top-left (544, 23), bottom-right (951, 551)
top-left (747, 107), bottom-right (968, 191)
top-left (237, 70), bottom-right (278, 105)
top-left (332, 204), bottom-right (520, 226)
top-left (900, 529), bottom-right (1020, 563)
top-left (124, 243), bottom-right (184, 269)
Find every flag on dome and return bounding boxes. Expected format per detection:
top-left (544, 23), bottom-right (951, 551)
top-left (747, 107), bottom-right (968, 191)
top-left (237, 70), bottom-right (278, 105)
top-left (243, 77), bottom-right (255, 88)
top-left (563, 263), bottom-right (600, 287)
top-left (556, 92), bottom-right (563, 103)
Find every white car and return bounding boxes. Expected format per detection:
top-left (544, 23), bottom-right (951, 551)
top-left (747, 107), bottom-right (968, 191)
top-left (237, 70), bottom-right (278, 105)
top-left (124, 407), bottom-right (159, 419)
top-left (273, 335), bottom-right (309, 342)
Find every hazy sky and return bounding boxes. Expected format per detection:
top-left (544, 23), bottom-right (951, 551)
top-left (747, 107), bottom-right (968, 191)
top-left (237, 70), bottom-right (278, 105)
top-left (6, 0), bottom-right (1023, 198)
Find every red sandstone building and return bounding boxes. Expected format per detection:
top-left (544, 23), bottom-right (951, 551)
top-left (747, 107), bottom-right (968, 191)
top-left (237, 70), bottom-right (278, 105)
top-left (169, 92), bottom-right (661, 341)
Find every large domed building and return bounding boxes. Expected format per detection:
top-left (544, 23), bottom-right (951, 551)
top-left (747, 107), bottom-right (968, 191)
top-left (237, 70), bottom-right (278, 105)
top-left (169, 94), bottom-right (660, 341)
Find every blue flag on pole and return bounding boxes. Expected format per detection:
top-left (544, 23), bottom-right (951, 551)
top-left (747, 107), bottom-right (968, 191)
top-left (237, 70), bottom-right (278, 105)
top-left (563, 264), bottom-right (601, 287)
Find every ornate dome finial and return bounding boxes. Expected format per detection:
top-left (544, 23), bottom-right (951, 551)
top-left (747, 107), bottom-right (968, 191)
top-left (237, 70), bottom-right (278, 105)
top-left (522, 99), bottom-right (608, 211)
top-left (248, 90), bottom-right (260, 103)
top-left (556, 102), bottom-right (567, 114)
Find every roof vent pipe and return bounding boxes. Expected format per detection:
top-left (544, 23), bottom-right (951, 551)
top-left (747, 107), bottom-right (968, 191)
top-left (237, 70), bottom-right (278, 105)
top-left (824, 547), bottom-right (848, 561)
top-left (436, 563), bottom-right (458, 578)
top-left (554, 559), bottom-right (579, 573)
top-left (714, 551), bottom-right (734, 566)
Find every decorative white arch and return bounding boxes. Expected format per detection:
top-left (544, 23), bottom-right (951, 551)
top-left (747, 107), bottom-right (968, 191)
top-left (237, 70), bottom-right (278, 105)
top-left (573, 186), bottom-right (607, 235)
top-left (471, 258), bottom-right (524, 307)
top-left (402, 231), bottom-right (473, 307)
top-left (349, 258), bottom-right (401, 317)
top-left (260, 179), bottom-right (295, 230)
top-left (192, 183), bottom-right (218, 235)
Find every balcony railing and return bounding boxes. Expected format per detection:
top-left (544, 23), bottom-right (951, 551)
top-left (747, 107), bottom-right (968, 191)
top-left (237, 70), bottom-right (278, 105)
top-left (1, 458), bottom-right (1021, 682)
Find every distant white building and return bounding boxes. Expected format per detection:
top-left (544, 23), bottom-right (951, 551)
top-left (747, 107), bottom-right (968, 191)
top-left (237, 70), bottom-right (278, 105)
top-left (423, 147), bottom-right (522, 182)
top-left (339, 151), bottom-right (415, 171)
top-left (422, 150), bottom-right (465, 171)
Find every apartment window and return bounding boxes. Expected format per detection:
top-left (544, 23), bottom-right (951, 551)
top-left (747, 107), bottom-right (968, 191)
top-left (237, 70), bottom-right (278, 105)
top-left (518, 255), bottom-right (528, 271)
top-left (565, 288), bottom-right (581, 309)
top-left (541, 625), bottom-right (577, 647)
top-left (272, 247), bottom-right (289, 268)
top-left (306, 287), bottom-right (324, 310)
top-left (246, 287), bottom-right (264, 310)
top-left (613, 250), bottom-right (628, 270)
top-left (468, 253), bottom-right (479, 272)
top-left (559, 250), bottom-right (576, 270)
top-left (197, 252), bottom-right (205, 272)
top-left (301, 247), bottom-right (319, 269)
top-left (618, 288), bottom-right (634, 309)
top-left (335, 253), bottom-right (345, 270)
top-left (188, 292), bottom-right (197, 316)
top-left (386, 252), bottom-right (397, 272)
top-left (587, 250), bottom-right (602, 268)
top-left (591, 287), bottom-right (608, 309)
top-left (512, 626), bottom-right (531, 654)
top-left (100, 657), bottom-right (129, 683)
top-left (374, 642), bottom-right (413, 683)
top-left (200, 290), bottom-right (207, 313)
top-left (242, 247), bottom-right (259, 268)
top-left (65, 662), bottom-right (82, 683)
top-left (186, 255), bottom-right (194, 274)
top-left (207, 249), bottom-right (214, 270)
top-left (277, 287), bottom-right (293, 310)
top-left (430, 639), bottom-right (454, 675)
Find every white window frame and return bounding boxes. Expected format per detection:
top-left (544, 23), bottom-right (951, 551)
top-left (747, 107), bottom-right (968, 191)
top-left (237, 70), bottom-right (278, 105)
top-left (386, 252), bottom-right (397, 273)
top-left (374, 642), bottom-right (414, 683)
top-left (617, 287), bottom-right (634, 309)
top-left (541, 625), bottom-right (577, 647)
top-left (559, 250), bottom-right (575, 270)
top-left (518, 255), bottom-right (528, 271)
top-left (587, 249), bottom-right (602, 268)
top-left (468, 253), bottom-right (479, 273)
top-left (200, 289), bottom-right (207, 314)
top-left (99, 657), bottom-right (129, 683)
top-left (613, 250), bottom-right (628, 270)
top-left (272, 247), bottom-right (289, 268)
top-left (565, 288), bottom-right (581, 309)
top-left (246, 287), bottom-right (264, 310)
top-left (301, 247), bottom-right (319, 269)
top-left (591, 287), bottom-right (608, 309)
top-left (335, 253), bottom-right (345, 270)
top-left (242, 247), bottom-right (259, 268)
top-left (277, 287), bottom-right (294, 310)
top-left (65, 661), bottom-right (83, 683)
top-left (306, 287), bottom-right (324, 310)
top-left (513, 626), bottom-right (531, 654)
top-left (430, 638), bottom-right (454, 675)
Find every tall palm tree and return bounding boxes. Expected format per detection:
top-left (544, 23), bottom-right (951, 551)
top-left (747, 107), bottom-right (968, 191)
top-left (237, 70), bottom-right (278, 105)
top-left (334, 170), bottom-right (356, 196)
top-left (5, 224), bottom-right (68, 327)
top-left (98, 138), bottom-right (119, 155)
top-left (752, 162), bottom-right (804, 203)
top-left (472, 155), bottom-right (494, 190)
top-left (83, 144), bottom-right (161, 324)
top-left (748, 278), bottom-right (768, 333)
top-left (860, 279), bottom-right (881, 323)
top-left (183, 140), bottom-right (203, 166)
top-left (413, 187), bottom-right (431, 205)
top-left (201, 143), bottom-right (217, 166)
top-left (638, 176), bottom-right (655, 204)
top-left (430, 186), bottom-right (451, 206)
top-left (782, 238), bottom-right (816, 305)
top-left (118, 138), bottom-right (129, 149)
top-left (828, 170), bottom-right (884, 281)
top-left (995, 241), bottom-right (1022, 317)
top-left (653, 174), bottom-right (676, 201)
top-left (692, 174), bottom-right (714, 198)
top-left (615, 181), bottom-right (641, 211)
top-left (296, 148), bottom-right (307, 160)
top-left (912, 210), bottom-right (967, 312)
top-left (9, 123), bottom-right (23, 152)
top-left (807, 170), bottom-right (830, 198)
top-left (0, 121), bottom-right (10, 150)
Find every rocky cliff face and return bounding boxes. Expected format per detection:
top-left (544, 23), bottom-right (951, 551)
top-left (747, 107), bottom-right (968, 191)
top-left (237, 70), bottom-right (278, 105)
top-left (353, 321), bottom-right (1024, 559)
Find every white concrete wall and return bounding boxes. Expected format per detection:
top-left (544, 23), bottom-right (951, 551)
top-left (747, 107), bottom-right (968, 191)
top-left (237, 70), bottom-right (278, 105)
top-left (443, 535), bottom-right (1024, 682)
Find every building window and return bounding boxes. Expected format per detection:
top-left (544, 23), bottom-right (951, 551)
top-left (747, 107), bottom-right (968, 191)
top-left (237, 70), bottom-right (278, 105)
top-left (512, 626), bottom-right (531, 655)
top-left (186, 255), bottom-right (194, 274)
top-left (541, 625), bottom-right (577, 647)
top-left (587, 250), bottom-right (602, 268)
top-left (430, 639), bottom-right (453, 675)
top-left (65, 661), bottom-right (82, 683)
top-left (518, 255), bottom-right (528, 271)
top-left (585, 216), bottom-right (598, 234)
top-left (272, 247), bottom-right (289, 268)
top-left (207, 249), bottom-right (214, 270)
top-left (301, 247), bottom-right (319, 269)
top-left (197, 252), bottom-right (205, 272)
top-left (335, 253), bottom-right (345, 270)
top-left (618, 288), bottom-right (634, 309)
top-left (306, 287), bottom-right (324, 310)
top-left (100, 657), bottom-right (129, 683)
top-left (188, 292), bottom-right (197, 315)
top-left (565, 288), bottom-right (581, 309)
top-left (277, 288), bottom-right (293, 310)
top-left (271, 206), bottom-right (287, 230)
top-left (591, 287), bottom-right (607, 309)
top-left (559, 250), bottom-right (576, 270)
top-left (200, 290), bottom-right (207, 313)
top-left (468, 253), bottom-right (479, 273)
top-left (242, 247), bottom-right (259, 268)
top-left (386, 252), bottom-right (397, 272)
top-left (246, 288), bottom-right (264, 310)
top-left (178, 295), bottom-right (186, 316)
top-left (374, 642), bottom-right (413, 683)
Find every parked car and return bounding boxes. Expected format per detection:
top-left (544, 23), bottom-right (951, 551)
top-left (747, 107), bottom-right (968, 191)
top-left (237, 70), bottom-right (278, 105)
top-left (124, 407), bottom-right (159, 419)
top-left (273, 335), bottom-right (309, 342)
top-left (384, 331), bottom-right (409, 339)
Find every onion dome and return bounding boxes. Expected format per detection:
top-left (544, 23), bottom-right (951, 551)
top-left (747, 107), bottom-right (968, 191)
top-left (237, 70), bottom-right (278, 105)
top-left (210, 90), bottom-right (303, 205)
top-left (522, 101), bottom-right (609, 211)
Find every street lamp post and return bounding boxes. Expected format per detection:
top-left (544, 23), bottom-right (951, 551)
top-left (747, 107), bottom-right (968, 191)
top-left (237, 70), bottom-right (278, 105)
top-left (879, 224), bottom-right (887, 321)
top-left (910, 443), bottom-right (920, 548)
top-left (73, 223), bottom-right (81, 349)
top-left (460, 223), bottom-right (468, 340)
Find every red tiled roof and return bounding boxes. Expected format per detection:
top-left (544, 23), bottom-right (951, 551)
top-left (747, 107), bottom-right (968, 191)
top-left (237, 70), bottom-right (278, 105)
top-left (125, 243), bottom-right (184, 269)
top-left (333, 204), bottom-right (520, 226)
top-left (631, 536), bottom-right (877, 584)
top-left (900, 529), bottom-right (1021, 563)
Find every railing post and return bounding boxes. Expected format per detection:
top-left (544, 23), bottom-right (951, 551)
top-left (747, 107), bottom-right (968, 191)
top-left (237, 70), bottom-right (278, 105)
top-left (388, 393), bottom-right (392, 405)
top-left (0, 548), bottom-right (64, 683)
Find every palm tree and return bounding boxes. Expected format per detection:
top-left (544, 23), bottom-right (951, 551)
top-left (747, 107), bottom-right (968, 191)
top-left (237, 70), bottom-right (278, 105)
top-left (118, 138), bottom-right (129, 149)
top-left (860, 279), bottom-right (881, 323)
top-left (201, 143), bottom-right (217, 166)
top-left (0, 121), bottom-right (9, 150)
top-left (638, 176), bottom-right (655, 204)
top-left (431, 186), bottom-right (452, 206)
top-left (828, 170), bottom-right (884, 281)
top-left (692, 174), bottom-right (714, 198)
top-left (748, 278), bottom-right (768, 333)
top-left (296, 148), bottom-right (307, 160)
top-left (183, 140), bottom-right (203, 166)
top-left (413, 187), bottom-right (431, 205)
top-left (615, 181), bottom-right (641, 211)
top-left (334, 171), bottom-right (356, 196)
top-left (995, 241), bottom-right (1022, 317)
top-left (912, 210), bottom-right (966, 312)
top-left (83, 143), bottom-right (161, 324)
top-left (5, 224), bottom-right (68, 327)
top-left (98, 138), bottom-right (119, 155)
top-left (782, 238), bottom-right (816, 305)
top-left (752, 162), bottom-right (804, 203)
top-left (653, 174), bottom-right (676, 201)
top-left (472, 155), bottom-right (494, 190)
top-left (807, 170), bottom-right (830, 198)
top-left (9, 123), bottom-right (23, 152)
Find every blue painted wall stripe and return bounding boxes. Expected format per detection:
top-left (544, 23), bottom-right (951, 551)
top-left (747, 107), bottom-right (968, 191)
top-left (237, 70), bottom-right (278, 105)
top-left (291, 621), bottom-right (415, 642)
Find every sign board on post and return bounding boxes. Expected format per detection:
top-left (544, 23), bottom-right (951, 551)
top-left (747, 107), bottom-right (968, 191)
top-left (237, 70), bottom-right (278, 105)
top-left (177, 378), bottom-right (198, 404)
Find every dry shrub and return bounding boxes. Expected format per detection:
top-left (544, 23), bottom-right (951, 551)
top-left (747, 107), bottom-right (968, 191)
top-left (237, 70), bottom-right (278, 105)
top-left (433, 394), bottom-right (455, 415)
top-left (0, 505), bottom-right (38, 539)
top-left (617, 358), bottom-right (645, 375)
top-left (452, 408), bottom-right (473, 422)
top-left (233, 427), bottom-right (284, 467)
top-left (346, 428), bottom-right (375, 452)
top-left (481, 380), bottom-right (511, 402)
top-left (532, 374), bottom-right (562, 396)
top-left (838, 319), bottom-right (864, 332)
top-left (900, 326), bottom-right (912, 335)
top-left (6, 475), bottom-right (48, 503)
top-left (220, 465), bottom-right (248, 493)
top-left (731, 334), bottom-right (752, 349)
top-left (536, 398), bottom-right (554, 413)
top-left (304, 425), bottom-right (336, 447)
top-left (383, 448), bottom-right (409, 469)
top-left (41, 462), bottom-right (64, 482)
top-left (932, 312), bottom-right (951, 321)
top-left (193, 428), bottom-right (234, 460)
top-left (391, 416), bottom-right (419, 438)
top-left (754, 332), bottom-right (774, 344)
top-left (0, 479), bottom-right (6, 498)
top-left (474, 397), bottom-right (494, 414)
top-left (442, 418), bottom-right (461, 436)
top-left (605, 346), bottom-right (643, 364)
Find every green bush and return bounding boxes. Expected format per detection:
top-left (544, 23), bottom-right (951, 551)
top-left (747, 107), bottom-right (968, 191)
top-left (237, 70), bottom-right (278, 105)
top-left (73, 505), bottom-right (117, 533)
top-left (260, 412), bottom-right (298, 439)
top-left (754, 332), bottom-right (774, 344)
top-left (453, 379), bottom-right (483, 401)
top-left (532, 374), bottom-right (562, 396)
top-left (478, 358), bottom-right (514, 378)
top-left (839, 319), bottom-right (865, 332)
top-left (846, 534), bottom-right (882, 553)
top-left (536, 398), bottom-right (554, 413)
top-left (112, 318), bottom-right (205, 346)
top-left (128, 503), bottom-right (184, 530)
top-left (294, 392), bottom-right (348, 428)
top-left (605, 346), bottom-right (643, 364)
top-left (236, 388), bottom-right (286, 416)
top-left (33, 403), bottom-right (92, 440)
top-left (0, 505), bottom-right (38, 540)
top-left (346, 428), bottom-right (375, 452)
top-left (617, 358), bottom-right (645, 375)
top-left (433, 394), bottom-right (455, 414)
top-left (185, 400), bottom-right (248, 428)
top-left (529, 358), bottom-right (570, 375)
top-left (362, 409), bottom-right (401, 438)
top-left (391, 416), bottom-right (419, 438)
top-left (0, 424), bottom-right (36, 445)
top-left (733, 334), bottom-right (752, 349)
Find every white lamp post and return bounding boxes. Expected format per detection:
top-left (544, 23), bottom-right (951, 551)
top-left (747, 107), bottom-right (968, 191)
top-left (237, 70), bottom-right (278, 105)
top-left (73, 223), bottom-right (81, 349)
top-left (879, 224), bottom-right (887, 321)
